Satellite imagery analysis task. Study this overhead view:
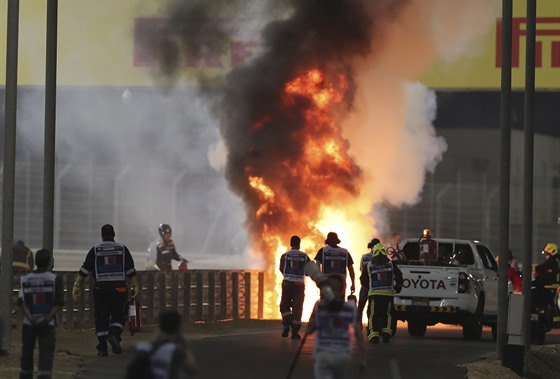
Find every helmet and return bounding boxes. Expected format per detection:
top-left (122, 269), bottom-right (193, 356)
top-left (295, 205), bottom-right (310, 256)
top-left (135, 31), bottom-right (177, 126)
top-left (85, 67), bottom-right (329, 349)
top-left (159, 223), bottom-right (172, 238)
top-left (367, 238), bottom-right (380, 250)
top-left (372, 243), bottom-right (388, 256)
top-left (543, 243), bottom-right (558, 256)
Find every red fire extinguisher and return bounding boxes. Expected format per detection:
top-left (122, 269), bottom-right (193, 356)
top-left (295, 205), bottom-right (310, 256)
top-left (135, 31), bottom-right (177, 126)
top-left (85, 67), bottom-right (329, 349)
top-left (178, 259), bottom-right (189, 271)
top-left (126, 298), bottom-right (142, 335)
top-left (419, 228), bottom-right (437, 261)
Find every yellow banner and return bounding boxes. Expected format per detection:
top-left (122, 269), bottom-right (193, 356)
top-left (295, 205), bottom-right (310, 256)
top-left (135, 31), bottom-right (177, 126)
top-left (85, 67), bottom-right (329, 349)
top-left (421, 0), bottom-right (560, 89)
top-left (1, 0), bottom-right (558, 89)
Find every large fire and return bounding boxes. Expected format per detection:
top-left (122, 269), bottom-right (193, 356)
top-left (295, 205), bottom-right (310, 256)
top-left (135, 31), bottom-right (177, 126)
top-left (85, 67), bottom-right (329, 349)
top-left (149, 0), bottom-right (484, 322)
top-left (246, 68), bottom-right (374, 320)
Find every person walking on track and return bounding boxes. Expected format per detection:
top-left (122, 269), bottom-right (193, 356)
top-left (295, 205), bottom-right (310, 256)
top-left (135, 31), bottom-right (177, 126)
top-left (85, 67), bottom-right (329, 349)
top-left (72, 224), bottom-right (139, 356)
top-left (279, 235), bottom-right (310, 339)
top-left (314, 232), bottom-right (356, 294)
top-left (361, 243), bottom-right (403, 344)
top-left (306, 275), bottom-right (365, 378)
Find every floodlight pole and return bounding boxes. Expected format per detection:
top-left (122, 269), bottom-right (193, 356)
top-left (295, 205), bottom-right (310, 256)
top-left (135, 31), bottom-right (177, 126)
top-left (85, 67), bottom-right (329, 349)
top-left (43, 0), bottom-right (58, 253)
top-left (522, 0), bottom-right (536, 350)
top-left (497, 0), bottom-right (512, 361)
top-left (0, 0), bottom-right (20, 356)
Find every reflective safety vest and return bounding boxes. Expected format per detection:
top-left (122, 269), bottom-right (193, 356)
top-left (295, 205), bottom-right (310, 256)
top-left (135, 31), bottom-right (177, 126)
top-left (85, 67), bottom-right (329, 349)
top-left (321, 246), bottom-right (349, 276)
top-left (94, 242), bottom-right (127, 283)
top-left (312, 300), bottom-right (356, 354)
top-left (282, 249), bottom-right (308, 283)
top-left (367, 261), bottom-right (395, 296)
top-left (360, 252), bottom-right (372, 272)
top-left (18, 271), bottom-right (57, 325)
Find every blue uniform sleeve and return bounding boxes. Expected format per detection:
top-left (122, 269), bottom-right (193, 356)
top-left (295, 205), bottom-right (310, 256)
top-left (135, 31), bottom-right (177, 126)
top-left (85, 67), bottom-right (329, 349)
top-left (124, 246), bottom-right (137, 277)
top-left (314, 248), bottom-right (323, 263)
top-left (79, 247), bottom-right (96, 277)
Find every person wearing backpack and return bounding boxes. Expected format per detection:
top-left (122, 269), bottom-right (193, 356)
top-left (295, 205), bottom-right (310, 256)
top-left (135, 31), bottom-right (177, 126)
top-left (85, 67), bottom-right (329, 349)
top-left (126, 309), bottom-right (197, 379)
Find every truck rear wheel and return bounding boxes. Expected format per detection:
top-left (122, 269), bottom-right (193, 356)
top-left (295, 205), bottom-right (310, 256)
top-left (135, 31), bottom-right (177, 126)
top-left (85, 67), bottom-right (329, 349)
top-left (462, 320), bottom-right (483, 340)
top-left (407, 320), bottom-right (427, 336)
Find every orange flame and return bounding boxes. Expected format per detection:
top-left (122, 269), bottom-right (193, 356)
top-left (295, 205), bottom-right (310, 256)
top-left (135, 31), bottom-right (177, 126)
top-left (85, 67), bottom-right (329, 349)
top-left (245, 68), bottom-right (374, 320)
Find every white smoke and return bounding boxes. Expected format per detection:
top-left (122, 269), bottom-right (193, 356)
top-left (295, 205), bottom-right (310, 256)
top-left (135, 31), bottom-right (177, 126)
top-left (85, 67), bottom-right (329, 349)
top-left (343, 0), bottom-right (499, 233)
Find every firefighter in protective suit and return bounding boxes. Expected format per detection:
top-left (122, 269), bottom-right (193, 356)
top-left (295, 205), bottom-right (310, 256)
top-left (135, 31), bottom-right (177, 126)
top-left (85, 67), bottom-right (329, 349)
top-left (361, 243), bottom-right (404, 343)
top-left (535, 243), bottom-right (559, 285)
top-left (534, 243), bottom-right (560, 309)
top-left (279, 235), bottom-right (310, 339)
top-left (155, 224), bottom-right (188, 271)
top-left (72, 224), bottom-right (138, 356)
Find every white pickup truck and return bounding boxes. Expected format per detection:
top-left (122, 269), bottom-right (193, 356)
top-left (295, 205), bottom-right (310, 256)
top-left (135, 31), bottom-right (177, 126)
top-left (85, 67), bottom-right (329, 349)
top-left (392, 238), bottom-right (505, 340)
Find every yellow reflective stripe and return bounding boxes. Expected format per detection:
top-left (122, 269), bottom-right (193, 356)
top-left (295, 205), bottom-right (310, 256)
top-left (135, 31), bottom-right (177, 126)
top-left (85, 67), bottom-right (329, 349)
top-left (393, 304), bottom-right (456, 312)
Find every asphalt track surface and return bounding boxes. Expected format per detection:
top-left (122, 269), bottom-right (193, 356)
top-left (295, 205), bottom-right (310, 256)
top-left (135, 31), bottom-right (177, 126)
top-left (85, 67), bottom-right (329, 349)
top-left (76, 324), bottom-right (518, 379)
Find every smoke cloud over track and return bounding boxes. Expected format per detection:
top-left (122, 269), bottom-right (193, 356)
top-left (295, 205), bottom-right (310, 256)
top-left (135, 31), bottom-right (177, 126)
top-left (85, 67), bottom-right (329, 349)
top-left (149, 0), bottom-right (498, 317)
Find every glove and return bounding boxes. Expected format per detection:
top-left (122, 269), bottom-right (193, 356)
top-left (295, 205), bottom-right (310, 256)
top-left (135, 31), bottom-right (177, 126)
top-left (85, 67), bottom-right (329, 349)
top-left (72, 276), bottom-right (84, 301)
top-left (128, 276), bottom-right (139, 299)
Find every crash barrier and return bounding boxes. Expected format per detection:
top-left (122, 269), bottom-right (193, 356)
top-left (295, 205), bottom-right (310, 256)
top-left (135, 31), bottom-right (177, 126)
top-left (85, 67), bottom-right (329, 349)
top-left (11, 270), bottom-right (266, 329)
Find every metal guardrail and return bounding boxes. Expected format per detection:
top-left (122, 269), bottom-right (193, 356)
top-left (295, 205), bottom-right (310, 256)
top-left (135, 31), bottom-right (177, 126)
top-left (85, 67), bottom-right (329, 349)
top-left (11, 270), bottom-right (266, 329)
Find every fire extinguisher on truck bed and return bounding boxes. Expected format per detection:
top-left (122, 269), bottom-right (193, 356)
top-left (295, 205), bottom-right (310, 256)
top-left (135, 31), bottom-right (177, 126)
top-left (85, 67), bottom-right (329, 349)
top-left (126, 298), bottom-right (142, 335)
top-left (419, 228), bottom-right (438, 261)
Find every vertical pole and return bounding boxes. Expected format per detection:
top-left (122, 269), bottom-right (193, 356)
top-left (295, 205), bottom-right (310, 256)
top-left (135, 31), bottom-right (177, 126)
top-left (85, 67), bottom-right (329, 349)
top-left (0, 0), bottom-right (19, 356)
top-left (43, 0), bottom-right (58, 252)
top-left (522, 0), bottom-right (536, 349)
top-left (497, 0), bottom-right (513, 361)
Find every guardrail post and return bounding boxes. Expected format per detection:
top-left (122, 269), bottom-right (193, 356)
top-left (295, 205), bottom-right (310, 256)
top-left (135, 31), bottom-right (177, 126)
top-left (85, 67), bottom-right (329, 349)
top-left (232, 272), bottom-right (239, 320)
top-left (183, 272), bottom-right (191, 322)
top-left (258, 272), bottom-right (264, 319)
top-left (171, 272), bottom-right (178, 310)
top-left (208, 272), bottom-right (215, 321)
top-left (244, 272), bottom-right (251, 319)
top-left (196, 272), bottom-right (203, 321)
top-left (65, 273), bottom-right (74, 328)
top-left (220, 272), bottom-right (227, 320)
top-left (158, 272), bottom-right (167, 315)
top-left (146, 272), bottom-right (155, 324)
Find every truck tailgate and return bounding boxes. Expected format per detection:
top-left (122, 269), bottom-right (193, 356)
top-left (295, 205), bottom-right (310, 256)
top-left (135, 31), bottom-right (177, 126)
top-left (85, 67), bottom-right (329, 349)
top-left (399, 266), bottom-right (460, 300)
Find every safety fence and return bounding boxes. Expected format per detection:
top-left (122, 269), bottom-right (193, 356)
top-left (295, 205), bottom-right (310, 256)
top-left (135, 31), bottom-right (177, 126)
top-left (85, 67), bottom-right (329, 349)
top-left (11, 270), bottom-right (266, 329)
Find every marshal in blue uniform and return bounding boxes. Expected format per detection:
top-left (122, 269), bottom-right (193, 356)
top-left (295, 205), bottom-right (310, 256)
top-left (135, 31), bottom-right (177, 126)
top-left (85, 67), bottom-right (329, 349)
top-left (72, 224), bottom-right (139, 356)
